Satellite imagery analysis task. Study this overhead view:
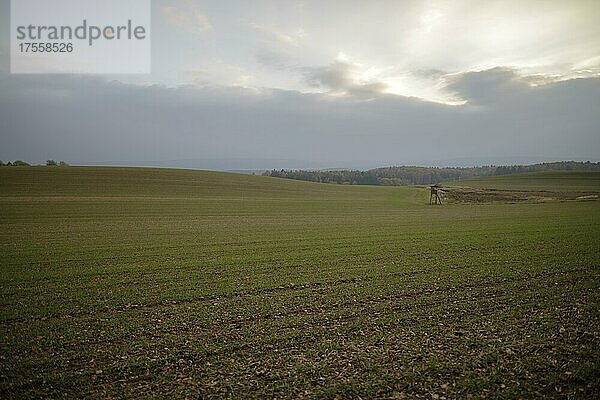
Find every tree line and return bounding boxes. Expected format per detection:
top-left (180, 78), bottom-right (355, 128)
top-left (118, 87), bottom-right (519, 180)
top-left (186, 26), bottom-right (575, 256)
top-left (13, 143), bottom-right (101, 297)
top-left (0, 160), bottom-right (69, 167)
top-left (263, 161), bottom-right (600, 186)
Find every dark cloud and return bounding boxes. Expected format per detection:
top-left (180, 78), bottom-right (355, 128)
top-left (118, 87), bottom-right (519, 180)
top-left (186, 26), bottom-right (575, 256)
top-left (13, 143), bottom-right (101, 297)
top-left (305, 60), bottom-right (388, 96)
top-left (0, 68), bottom-right (598, 168)
top-left (444, 67), bottom-right (530, 105)
top-left (443, 67), bottom-right (600, 117)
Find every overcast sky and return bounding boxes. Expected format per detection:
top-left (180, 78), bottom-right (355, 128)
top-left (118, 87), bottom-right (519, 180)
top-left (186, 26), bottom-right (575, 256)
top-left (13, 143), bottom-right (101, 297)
top-left (1, 0), bottom-right (599, 169)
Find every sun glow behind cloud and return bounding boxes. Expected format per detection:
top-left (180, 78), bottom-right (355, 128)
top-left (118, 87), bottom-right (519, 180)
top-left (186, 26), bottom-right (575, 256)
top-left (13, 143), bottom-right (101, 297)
top-left (145, 0), bottom-right (600, 105)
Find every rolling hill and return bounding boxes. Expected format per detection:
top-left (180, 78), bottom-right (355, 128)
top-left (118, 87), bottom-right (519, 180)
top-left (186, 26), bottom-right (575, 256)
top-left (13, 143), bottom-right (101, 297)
top-left (1, 167), bottom-right (598, 398)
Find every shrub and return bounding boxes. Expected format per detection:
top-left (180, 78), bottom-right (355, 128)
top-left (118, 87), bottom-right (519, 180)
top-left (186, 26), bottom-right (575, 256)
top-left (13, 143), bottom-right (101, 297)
top-left (12, 160), bottom-right (30, 166)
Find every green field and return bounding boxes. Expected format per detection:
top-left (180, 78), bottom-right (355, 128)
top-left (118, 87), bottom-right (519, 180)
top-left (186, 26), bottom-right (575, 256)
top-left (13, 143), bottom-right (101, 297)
top-left (1, 167), bottom-right (599, 398)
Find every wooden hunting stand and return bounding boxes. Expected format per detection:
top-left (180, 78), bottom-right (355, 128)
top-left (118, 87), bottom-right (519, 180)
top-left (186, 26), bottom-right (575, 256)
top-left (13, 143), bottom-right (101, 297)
top-left (429, 184), bottom-right (442, 205)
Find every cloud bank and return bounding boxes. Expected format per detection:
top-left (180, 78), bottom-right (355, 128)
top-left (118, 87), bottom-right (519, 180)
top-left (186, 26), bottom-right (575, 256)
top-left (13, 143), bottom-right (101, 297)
top-left (1, 68), bottom-right (598, 168)
top-left (0, 0), bottom-right (598, 168)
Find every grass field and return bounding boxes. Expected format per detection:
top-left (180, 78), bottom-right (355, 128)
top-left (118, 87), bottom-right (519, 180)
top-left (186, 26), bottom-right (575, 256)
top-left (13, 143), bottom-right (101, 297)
top-left (1, 167), bottom-right (599, 398)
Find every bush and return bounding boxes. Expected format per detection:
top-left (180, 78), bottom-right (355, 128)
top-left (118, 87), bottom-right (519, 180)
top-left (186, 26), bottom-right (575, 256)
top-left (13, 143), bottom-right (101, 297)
top-left (12, 160), bottom-right (30, 166)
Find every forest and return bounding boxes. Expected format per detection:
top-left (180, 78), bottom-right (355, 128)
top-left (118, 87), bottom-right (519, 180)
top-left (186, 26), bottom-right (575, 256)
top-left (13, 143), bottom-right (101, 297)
top-left (263, 161), bottom-right (600, 185)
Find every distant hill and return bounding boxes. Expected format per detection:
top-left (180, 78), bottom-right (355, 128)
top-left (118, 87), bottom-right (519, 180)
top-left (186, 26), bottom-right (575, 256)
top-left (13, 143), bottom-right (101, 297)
top-left (263, 161), bottom-right (600, 186)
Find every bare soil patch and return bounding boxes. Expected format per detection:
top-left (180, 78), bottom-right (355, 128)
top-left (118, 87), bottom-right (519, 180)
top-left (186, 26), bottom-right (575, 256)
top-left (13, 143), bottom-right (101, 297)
top-left (438, 185), bottom-right (600, 203)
